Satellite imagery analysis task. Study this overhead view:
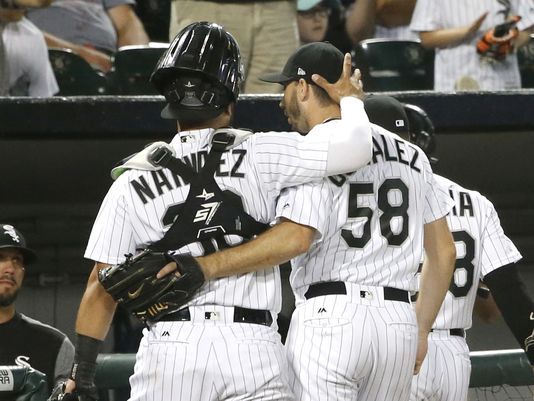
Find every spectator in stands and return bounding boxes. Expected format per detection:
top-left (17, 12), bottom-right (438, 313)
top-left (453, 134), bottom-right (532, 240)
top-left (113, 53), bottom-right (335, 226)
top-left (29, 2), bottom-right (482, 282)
top-left (297, 0), bottom-right (354, 53)
top-left (168, 0), bottom-right (298, 93)
top-left (0, 0), bottom-right (58, 96)
top-left (345, 0), bottom-right (417, 44)
top-left (410, 0), bottom-right (534, 91)
top-left (0, 224), bottom-right (74, 394)
top-left (298, 0), bottom-right (331, 44)
top-left (26, 0), bottom-right (149, 73)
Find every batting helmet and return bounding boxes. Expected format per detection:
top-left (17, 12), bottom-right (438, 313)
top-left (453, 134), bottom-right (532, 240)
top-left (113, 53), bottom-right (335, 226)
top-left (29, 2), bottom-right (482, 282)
top-left (150, 21), bottom-right (243, 121)
top-left (403, 103), bottom-right (438, 164)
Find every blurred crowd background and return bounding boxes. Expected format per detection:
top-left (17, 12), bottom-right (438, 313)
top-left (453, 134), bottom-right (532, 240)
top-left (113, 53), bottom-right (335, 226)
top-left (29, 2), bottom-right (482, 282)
top-left (1, 0), bottom-right (533, 97)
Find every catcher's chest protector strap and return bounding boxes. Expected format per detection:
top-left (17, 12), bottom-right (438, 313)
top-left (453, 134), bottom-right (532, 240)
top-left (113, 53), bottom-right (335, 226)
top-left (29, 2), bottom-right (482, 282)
top-left (150, 131), bottom-right (268, 253)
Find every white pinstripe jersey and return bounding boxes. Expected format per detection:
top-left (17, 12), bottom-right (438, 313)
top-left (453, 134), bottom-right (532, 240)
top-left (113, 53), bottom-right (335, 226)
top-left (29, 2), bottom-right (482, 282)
top-left (84, 125), bottom-right (343, 314)
top-left (410, 0), bottom-right (534, 91)
top-left (429, 175), bottom-right (522, 330)
top-left (3, 18), bottom-right (59, 96)
top-left (278, 125), bottom-right (453, 303)
top-left (374, 25), bottom-right (418, 41)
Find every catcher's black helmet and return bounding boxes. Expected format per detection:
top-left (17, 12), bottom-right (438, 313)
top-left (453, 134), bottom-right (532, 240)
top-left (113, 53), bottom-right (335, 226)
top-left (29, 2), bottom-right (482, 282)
top-left (403, 103), bottom-right (438, 164)
top-left (150, 21), bottom-right (243, 121)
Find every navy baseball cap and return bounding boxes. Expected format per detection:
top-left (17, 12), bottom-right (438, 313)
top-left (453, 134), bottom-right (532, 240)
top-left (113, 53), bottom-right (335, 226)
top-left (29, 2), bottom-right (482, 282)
top-left (0, 224), bottom-right (36, 264)
top-left (363, 95), bottom-right (409, 137)
top-left (260, 42), bottom-right (344, 85)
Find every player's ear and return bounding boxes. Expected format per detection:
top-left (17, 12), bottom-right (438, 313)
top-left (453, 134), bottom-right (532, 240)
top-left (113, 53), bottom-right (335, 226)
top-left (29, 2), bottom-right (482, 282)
top-left (296, 78), bottom-right (310, 102)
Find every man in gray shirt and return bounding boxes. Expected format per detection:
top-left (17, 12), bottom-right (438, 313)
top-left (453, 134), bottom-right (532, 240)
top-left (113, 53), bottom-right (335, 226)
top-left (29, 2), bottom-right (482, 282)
top-left (27, 0), bottom-right (149, 72)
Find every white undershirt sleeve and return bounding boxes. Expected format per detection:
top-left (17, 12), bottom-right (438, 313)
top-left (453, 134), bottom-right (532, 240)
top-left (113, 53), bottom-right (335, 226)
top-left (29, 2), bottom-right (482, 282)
top-left (324, 96), bottom-right (372, 175)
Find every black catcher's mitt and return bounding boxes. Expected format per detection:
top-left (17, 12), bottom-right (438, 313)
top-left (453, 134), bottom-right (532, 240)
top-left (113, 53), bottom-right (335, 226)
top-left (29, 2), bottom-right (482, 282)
top-left (98, 250), bottom-right (205, 323)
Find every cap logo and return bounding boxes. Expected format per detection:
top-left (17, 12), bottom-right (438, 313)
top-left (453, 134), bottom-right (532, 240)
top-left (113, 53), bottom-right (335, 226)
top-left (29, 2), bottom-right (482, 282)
top-left (395, 120), bottom-right (405, 127)
top-left (185, 81), bottom-right (195, 88)
top-left (3, 225), bottom-right (20, 243)
top-left (297, 67), bottom-right (306, 76)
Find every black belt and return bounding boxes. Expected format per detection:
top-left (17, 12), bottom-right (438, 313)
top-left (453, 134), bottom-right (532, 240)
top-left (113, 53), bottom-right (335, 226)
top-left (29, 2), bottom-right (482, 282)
top-left (304, 281), bottom-right (410, 303)
top-left (430, 328), bottom-right (465, 337)
top-left (159, 306), bottom-right (273, 327)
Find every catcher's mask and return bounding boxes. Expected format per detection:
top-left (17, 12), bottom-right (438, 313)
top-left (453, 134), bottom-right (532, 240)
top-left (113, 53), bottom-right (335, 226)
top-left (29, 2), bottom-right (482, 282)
top-left (403, 103), bottom-right (438, 164)
top-left (150, 21), bottom-right (244, 122)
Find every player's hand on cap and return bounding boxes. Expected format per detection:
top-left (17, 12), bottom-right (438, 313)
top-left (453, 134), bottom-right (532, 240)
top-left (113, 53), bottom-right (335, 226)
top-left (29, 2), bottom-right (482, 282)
top-left (312, 53), bottom-right (362, 103)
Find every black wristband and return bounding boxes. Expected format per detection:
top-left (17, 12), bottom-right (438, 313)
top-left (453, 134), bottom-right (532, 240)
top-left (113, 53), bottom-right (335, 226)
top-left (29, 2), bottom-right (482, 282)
top-left (71, 334), bottom-right (102, 389)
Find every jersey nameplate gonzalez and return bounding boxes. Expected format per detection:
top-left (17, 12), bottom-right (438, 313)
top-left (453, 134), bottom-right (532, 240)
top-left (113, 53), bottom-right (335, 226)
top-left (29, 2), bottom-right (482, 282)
top-left (0, 369), bottom-right (14, 391)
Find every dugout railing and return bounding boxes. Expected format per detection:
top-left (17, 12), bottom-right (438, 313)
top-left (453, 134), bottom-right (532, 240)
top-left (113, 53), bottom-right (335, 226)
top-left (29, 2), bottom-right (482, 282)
top-left (91, 349), bottom-right (534, 390)
top-left (1, 350), bottom-right (532, 399)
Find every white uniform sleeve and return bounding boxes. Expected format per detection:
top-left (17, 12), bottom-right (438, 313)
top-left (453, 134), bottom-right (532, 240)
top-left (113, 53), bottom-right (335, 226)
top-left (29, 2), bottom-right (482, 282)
top-left (410, 0), bottom-right (442, 32)
top-left (517, 0), bottom-right (534, 31)
top-left (25, 19), bottom-right (59, 97)
top-left (84, 176), bottom-right (137, 265)
top-left (423, 165), bottom-right (454, 224)
top-left (323, 97), bottom-right (373, 175)
top-left (275, 180), bottom-right (333, 241)
top-left (480, 199), bottom-right (522, 276)
top-left (254, 97), bottom-right (372, 192)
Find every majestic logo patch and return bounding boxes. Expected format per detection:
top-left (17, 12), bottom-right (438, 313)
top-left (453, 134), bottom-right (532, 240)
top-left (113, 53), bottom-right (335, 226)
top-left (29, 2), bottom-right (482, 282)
top-left (297, 67), bottom-right (306, 76)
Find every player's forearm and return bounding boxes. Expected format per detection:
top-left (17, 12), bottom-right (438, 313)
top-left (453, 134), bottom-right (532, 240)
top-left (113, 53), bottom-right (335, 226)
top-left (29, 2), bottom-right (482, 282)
top-left (197, 220), bottom-right (315, 280)
top-left (419, 29), bottom-right (473, 49)
top-left (416, 258), bottom-right (453, 332)
top-left (326, 97), bottom-right (373, 175)
top-left (75, 264), bottom-right (117, 341)
top-left (416, 218), bottom-right (456, 333)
